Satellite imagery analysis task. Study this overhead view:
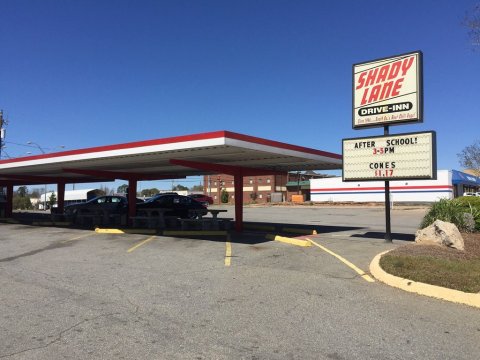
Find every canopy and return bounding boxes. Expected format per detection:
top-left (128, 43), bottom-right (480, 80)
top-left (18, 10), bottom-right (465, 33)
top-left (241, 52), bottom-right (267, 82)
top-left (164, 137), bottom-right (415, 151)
top-left (451, 170), bottom-right (480, 187)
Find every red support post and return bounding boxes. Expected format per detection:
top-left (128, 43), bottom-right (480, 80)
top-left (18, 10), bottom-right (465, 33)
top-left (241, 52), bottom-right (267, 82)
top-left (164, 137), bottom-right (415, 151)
top-left (234, 171), bottom-right (243, 232)
top-left (5, 183), bottom-right (13, 218)
top-left (128, 179), bottom-right (138, 226)
top-left (57, 182), bottom-right (65, 214)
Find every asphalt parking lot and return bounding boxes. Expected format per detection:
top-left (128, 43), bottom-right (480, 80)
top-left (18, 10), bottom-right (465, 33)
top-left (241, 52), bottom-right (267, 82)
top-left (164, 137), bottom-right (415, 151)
top-left (1, 205), bottom-right (480, 359)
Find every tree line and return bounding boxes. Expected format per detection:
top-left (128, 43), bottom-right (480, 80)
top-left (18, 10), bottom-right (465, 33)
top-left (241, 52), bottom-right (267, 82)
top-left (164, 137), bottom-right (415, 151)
top-left (8, 183), bottom-right (206, 210)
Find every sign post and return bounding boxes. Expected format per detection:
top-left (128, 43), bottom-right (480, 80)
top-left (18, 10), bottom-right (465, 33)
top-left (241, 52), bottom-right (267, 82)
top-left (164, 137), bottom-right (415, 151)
top-left (384, 126), bottom-right (391, 242)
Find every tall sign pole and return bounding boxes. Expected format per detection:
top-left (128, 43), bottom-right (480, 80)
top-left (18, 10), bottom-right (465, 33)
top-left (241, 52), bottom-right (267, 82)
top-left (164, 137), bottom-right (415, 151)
top-left (384, 125), bottom-right (391, 241)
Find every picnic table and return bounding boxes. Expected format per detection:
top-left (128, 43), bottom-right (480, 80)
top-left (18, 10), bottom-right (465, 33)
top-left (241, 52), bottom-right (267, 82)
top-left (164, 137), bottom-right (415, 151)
top-left (131, 208), bottom-right (171, 228)
top-left (73, 209), bottom-right (126, 226)
top-left (181, 209), bottom-right (232, 230)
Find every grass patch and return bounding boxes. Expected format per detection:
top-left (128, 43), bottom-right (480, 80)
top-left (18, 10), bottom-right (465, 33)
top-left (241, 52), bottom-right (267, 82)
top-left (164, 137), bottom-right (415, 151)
top-left (380, 254), bottom-right (480, 293)
top-left (380, 233), bottom-right (480, 293)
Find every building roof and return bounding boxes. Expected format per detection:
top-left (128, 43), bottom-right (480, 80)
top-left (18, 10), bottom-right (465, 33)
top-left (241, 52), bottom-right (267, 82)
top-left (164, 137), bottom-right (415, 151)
top-left (0, 131), bottom-right (342, 185)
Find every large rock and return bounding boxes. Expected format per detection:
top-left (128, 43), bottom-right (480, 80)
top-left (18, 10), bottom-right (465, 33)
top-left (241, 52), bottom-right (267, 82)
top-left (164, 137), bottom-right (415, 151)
top-left (415, 220), bottom-right (465, 251)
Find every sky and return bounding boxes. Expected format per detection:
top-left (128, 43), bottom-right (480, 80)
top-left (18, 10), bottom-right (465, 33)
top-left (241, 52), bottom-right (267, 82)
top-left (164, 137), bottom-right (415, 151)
top-left (1, 0), bottom-right (479, 192)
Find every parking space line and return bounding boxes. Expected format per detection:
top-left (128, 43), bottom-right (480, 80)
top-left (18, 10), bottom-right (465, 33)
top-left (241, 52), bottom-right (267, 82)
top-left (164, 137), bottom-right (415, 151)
top-left (127, 235), bottom-right (156, 253)
top-left (61, 233), bottom-right (96, 243)
top-left (306, 238), bottom-right (375, 283)
top-left (225, 235), bottom-right (232, 267)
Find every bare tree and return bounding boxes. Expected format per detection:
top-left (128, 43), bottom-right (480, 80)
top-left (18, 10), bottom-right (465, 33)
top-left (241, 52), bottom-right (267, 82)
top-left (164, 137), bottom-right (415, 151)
top-left (458, 140), bottom-right (480, 176)
top-left (464, 3), bottom-right (480, 49)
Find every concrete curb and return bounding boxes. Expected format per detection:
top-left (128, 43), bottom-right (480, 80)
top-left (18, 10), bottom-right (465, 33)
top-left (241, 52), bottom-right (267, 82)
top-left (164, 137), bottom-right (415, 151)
top-left (370, 250), bottom-right (480, 309)
top-left (95, 228), bottom-right (157, 235)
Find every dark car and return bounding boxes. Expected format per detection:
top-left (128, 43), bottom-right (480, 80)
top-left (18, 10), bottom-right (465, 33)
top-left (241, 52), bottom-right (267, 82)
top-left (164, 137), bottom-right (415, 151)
top-left (188, 193), bottom-right (214, 206)
top-left (137, 193), bottom-right (207, 218)
top-left (64, 195), bottom-right (132, 219)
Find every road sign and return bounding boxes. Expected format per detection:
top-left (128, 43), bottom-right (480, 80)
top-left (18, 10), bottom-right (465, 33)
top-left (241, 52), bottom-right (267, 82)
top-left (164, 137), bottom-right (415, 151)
top-left (343, 131), bottom-right (436, 181)
top-left (353, 51), bottom-right (423, 129)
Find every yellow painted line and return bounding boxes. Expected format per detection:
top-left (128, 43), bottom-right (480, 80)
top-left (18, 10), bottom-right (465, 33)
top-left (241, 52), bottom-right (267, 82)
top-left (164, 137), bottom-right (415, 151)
top-left (127, 235), bottom-right (157, 253)
top-left (282, 227), bottom-right (317, 235)
top-left (163, 230), bottom-right (227, 237)
top-left (266, 234), bottom-right (312, 247)
top-left (225, 235), bottom-right (232, 267)
top-left (61, 233), bottom-right (94, 243)
top-left (306, 238), bottom-right (375, 283)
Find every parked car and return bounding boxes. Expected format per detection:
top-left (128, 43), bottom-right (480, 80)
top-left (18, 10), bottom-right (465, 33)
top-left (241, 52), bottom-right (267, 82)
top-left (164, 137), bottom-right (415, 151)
top-left (64, 195), bottom-right (142, 219)
top-left (188, 193), bottom-right (214, 206)
top-left (463, 192), bottom-right (477, 197)
top-left (137, 193), bottom-right (207, 218)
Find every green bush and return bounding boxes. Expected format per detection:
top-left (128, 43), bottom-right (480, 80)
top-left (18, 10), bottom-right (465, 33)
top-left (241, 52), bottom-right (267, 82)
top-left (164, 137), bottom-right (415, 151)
top-left (12, 196), bottom-right (33, 210)
top-left (221, 189), bottom-right (229, 204)
top-left (420, 198), bottom-right (480, 232)
top-left (454, 196), bottom-right (480, 207)
top-left (453, 197), bottom-right (480, 231)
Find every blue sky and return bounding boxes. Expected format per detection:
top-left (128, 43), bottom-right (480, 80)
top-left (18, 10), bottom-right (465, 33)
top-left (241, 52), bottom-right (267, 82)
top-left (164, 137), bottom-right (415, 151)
top-left (1, 0), bottom-right (479, 191)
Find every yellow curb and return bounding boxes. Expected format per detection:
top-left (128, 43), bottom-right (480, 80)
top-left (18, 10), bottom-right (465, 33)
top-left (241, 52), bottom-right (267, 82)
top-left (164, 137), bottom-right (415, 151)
top-left (282, 227), bottom-right (317, 235)
top-left (163, 230), bottom-right (228, 237)
top-left (244, 224), bottom-right (276, 231)
top-left (266, 234), bottom-right (312, 247)
top-left (370, 250), bottom-right (480, 309)
top-left (95, 228), bottom-right (157, 235)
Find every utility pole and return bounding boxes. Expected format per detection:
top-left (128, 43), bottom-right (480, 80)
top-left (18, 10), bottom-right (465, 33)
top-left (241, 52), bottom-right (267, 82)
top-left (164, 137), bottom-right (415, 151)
top-left (0, 110), bottom-right (6, 160)
top-left (0, 110), bottom-right (7, 200)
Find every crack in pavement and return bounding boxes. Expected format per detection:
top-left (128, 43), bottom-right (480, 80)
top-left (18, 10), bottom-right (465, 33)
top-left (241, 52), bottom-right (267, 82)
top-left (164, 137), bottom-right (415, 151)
top-left (0, 312), bottom-right (119, 359)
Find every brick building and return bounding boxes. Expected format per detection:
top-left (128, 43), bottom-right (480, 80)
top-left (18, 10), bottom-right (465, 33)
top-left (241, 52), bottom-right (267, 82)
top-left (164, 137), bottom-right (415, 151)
top-left (203, 171), bottom-right (332, 204)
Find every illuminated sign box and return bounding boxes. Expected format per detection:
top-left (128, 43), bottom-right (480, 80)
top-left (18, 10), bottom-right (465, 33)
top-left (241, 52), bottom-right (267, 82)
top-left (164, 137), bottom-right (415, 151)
top-left (353, 51), bottom-right (423, 129)
top-left (343, 131), bottom-right (436, 181)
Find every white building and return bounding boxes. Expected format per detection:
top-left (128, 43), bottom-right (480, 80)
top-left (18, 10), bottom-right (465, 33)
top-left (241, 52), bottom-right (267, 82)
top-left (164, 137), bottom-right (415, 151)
top-left (310, 170), bottom-right (480, 203)
top-left (39, 189), bottom-right (104, 209)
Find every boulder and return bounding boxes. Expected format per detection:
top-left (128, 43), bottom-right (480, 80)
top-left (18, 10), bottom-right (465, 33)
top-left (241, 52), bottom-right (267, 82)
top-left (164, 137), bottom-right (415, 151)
top-left (415, 220), bottom-right (465, 251)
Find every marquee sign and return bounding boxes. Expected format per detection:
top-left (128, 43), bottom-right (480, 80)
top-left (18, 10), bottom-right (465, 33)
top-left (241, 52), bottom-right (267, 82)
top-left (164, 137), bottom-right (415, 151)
top-left (353, 51), bottom-right (423, 129)
top-left (342, 131), bottom-right (436, 181)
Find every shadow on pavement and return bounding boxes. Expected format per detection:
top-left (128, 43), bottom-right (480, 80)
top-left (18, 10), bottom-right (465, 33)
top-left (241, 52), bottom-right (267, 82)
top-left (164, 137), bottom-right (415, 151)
top-left (350, 231), bottom-right (415, 242)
